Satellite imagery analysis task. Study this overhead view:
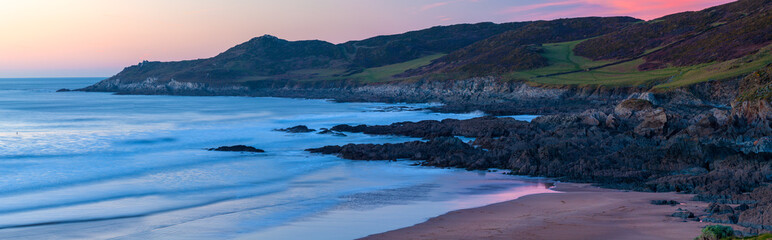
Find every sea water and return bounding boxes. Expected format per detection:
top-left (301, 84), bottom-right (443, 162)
top-left (0, 78), bottom-right (551, 240)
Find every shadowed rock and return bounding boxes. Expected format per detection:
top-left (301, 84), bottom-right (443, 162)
top-left (652, 200), bottom-right (680, 206)
top-left (276, 125), bottom-right (316, 133)
top-left (208, 145), bottom-right (265, 152)
top-left (317, 128), bottom-right (347, 137)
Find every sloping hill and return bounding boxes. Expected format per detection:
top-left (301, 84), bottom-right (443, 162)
top-left (407, 17), bottom-right (639, 76)
top-left (111, 35), bottom-right (349, 83)
top-left (101, 21), bottom-right (534, 85)
top-left (487, 0), bottom-right (772, 89)
top-left (84, 0), bottom-right (772, 94)
top-left (340, 22), bottom-right (531, 68)
top-left (574, 0), bottom-right (772, 70)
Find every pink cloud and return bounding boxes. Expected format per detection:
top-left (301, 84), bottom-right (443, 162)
top-left (421, 2), bottom-right (450, 11)
top-left (501, 0), bottom-right (735, 20)
top-left (501, 1), bottom-right (583, 14)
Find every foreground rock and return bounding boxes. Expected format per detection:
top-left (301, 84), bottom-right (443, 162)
top-left (208, 145), bottom-right (265, 152)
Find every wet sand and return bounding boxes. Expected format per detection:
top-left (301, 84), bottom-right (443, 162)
top-left (363, 183), bottom-right (715, 240)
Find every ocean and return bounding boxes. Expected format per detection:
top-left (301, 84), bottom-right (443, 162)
top-left (0, 78), bottom-right (552, 239)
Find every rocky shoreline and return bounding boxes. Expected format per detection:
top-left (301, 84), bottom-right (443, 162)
top-left (77, 76), bottom-right (727, 115)
top-left (79, 63), bottom-right (771, 233)
top-left (306, 104), bottom-right (771, 233)
top-left (303, 67), bottom-right (772, 234)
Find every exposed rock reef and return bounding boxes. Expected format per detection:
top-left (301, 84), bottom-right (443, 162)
top-left (307, 66), bottom-right (772, 233)
top-left (275, 125), bottom-right (316, 133)
top-left (208, 145), bottom-right (265, 153)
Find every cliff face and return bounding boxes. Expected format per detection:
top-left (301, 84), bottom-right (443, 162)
top-left (81, 77), bottom-right (251, 96)
top-left (83, 73), bottom-right (744, 116)
top-left (81, 75), bottom-right (636, 113)
top-left (731, 64), bottom-right (772, 144)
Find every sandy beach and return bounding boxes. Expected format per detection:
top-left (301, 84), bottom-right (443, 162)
top-left (363, 183), bottom-right (720, 240)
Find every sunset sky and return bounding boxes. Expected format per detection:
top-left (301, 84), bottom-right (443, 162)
top-left (0, 0), bottom-right (733, 78)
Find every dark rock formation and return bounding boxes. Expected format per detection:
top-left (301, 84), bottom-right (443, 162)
top-left (208, 145), bottom-right (265, 152)
top-left (56, 88), bottom-right (71, 92)
top-left (275, 125), bottom-right (316, 133)
top-left (305, 70), bottom-right (772, 230)
top-left (317, 128), bottom-right (347, 137)
top-left (307, 137), bottom-right (481, 165)
top-left (331, 116), bottom-right (530, 139)
top-left (652, 200), bottom-right (680, 206)
top-left (672, 209), bottom-right (696, 220)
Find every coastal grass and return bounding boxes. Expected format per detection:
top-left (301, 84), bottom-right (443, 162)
top-left (519, 43), bottom-right (772, 89)
top-left (348, 54), bottom-right (445, 83)
top-left (654, 46), bottom-right (772, 89)
top-left (243, 53), bottom-right (444, 83)
top-left (695, 225), bottom-right (734, 240)
top-left (527, 59), bottom-right (682, 87)
top-left (734, 233), bottom-right (772, 240)
top-left (504, 40), bottom-right (614, 79)
top-left (541, 40), bottom-right (614, 70)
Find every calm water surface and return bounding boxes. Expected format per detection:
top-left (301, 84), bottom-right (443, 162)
top-left (0, 78), bottom-right (551, 239)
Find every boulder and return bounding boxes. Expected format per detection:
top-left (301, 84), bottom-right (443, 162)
top-left (708, 203), bottom-right (735, 215)
top-left (579, 110), bottom-right (607, 126)
top-left (738, 204), bottom-right (772, 230)
top-left (614, 98), bottom-right (654, 119)
top-left (634, 108), bottom-right (668, 136)
top-left (672, 210), bottom-right (696, 220)
top-left (605, 114), bottom-right (619, 128)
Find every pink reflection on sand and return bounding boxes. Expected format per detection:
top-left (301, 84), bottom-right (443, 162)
top-left (448, 179), bottom-right (557, 209)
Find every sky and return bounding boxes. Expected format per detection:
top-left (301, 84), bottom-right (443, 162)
top-left (0, 0), bottom-right (734, 78)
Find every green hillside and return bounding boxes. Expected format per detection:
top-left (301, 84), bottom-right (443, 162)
top-left (93, 0), bottom-right (772, 93)
top-left (510, 41), bottom-right (772, 88)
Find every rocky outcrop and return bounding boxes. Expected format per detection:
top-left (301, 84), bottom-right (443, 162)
top-left (276, 125), bottom-right (316, 133)
top-left (330, 116), bottom-right (528, 139)
top-left (208, 145), bottom-right (265, 152)
top-left (672, 209), bottom-right (696, 220)
top-left (307, 137), bottom-right (480, 163)
top-left (80, 76), bottom-right (643, 115)
top-left (80, 77), bottom-right (251, 96)
top-left (306, 97), bottom-right (772, 231)
top-left (652, 200), bottom-right (680, 206)
top-left (317, 128), bottom-right (347, 136)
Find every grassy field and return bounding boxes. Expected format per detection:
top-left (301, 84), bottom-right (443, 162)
top-left (348, 53), bottom-right (445, 83)
top-left (243, 53), bottom-right (444, 83)
top-left (241, 39), bottom-right (770, 91)
top-left (504, 40), bottom-right (614, 80)
top-left (655, 46), bottom-right (772, 89)
top-left (510, 41), bottom-right (772, 89)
